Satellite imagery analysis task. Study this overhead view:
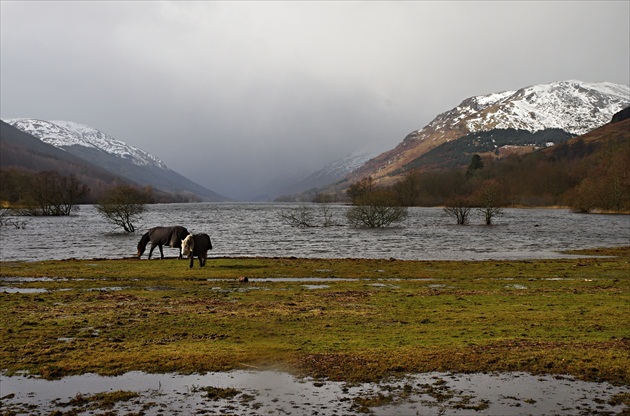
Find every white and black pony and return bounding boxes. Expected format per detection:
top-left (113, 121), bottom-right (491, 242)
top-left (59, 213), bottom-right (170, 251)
top-left (137, 226), bottom-right (190, 259)
top-left (181, 233), bottom-right (212, 268)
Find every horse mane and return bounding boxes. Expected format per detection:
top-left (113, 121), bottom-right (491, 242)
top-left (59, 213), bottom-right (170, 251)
top-left (137, 232), bottom-right (150, 251)
top-left (177, 226), bottom-right (190, 240)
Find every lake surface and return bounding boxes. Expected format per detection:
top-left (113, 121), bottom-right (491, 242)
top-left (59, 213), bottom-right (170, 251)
top-left (1, 203), bottom-right (628, 262)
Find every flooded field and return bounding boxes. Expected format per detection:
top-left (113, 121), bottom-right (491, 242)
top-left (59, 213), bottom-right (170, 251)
top-left (1, 205), bottom-right (628, 415)
top-left (2, 370), bottom-right (628, 415)
top-left (1, 204), bottom-right (629, 262)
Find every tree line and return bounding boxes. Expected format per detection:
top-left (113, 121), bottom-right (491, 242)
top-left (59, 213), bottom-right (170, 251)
top-left (0, 169), bottom-right (151, 232)
top-left (416, 137), bottom-right (627, 213)
top-left (313, 134), bottom-right (630, 217)
top-left (0, 169), bottom-right (90, 216)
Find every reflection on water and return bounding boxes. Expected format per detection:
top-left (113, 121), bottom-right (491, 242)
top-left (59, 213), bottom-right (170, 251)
top-left (0, 203), bottom-right (628, 262)
top-left (1, 370), bottom-right (627, 415)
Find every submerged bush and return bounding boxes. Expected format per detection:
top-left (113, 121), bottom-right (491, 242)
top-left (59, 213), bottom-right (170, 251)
top-left (346, 184), bottom-right (408, 228)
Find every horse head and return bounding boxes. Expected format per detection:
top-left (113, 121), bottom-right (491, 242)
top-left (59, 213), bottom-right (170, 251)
top-left (181, 234), bottom-right (194, 257)
top-left (137, 232), bottom-right (150, 258)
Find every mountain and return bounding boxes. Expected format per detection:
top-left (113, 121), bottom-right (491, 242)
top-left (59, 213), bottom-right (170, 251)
top-left (6, 119), bottom-right (169, 169)
top-left (342, 80), bottom-right (630, 188)
top-left (273, 150), bottom-right (377, 201)
top-left (0, 120), bottom-right (133, 189)
top-left (2, 119), bottom-right (230, 202)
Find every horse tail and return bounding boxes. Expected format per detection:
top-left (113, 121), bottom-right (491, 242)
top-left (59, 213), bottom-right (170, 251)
top-left (137, 232), bottom-right (150, 257)
top-left (204, 234), bottom-right (212, 250)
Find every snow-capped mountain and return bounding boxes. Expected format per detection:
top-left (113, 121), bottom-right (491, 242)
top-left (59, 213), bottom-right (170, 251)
top-left (4, 119), bottom-right (168, 169)
top-left (346, 80), bottom-right (630, 186)
top-left (410, 80), bottom-right (629, 141)
top-left (2, 118), bottom-right (229, 202)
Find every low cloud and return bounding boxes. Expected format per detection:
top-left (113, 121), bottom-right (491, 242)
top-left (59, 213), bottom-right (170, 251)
top-left (2, 1), bottom-right (628, 199)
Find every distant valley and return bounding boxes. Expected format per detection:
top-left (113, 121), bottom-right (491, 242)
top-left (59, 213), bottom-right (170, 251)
top-left (2, 80), bottom-right (628, 204)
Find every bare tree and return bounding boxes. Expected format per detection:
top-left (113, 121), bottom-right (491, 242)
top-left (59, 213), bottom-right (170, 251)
top-left (346, 186), bottom-right (408, 228)
top-left (19, 171), bottom-right (89, 216)
top-left (280, 204), bottom-right (340, 228)
top-left (95, 185), bottom-right (150, 232)
top-left (280, 205), bottom-right (316, 228)
top-left (473, 179), bottom-right (506, 225)
top-left (346, 176), bottom-right (376, 202)
top-left (443, 197), bottom-right (472, 225)
top-left (393, 172), bottom-right (420, 206)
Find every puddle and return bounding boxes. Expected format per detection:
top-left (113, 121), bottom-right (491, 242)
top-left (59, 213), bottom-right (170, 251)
top-left (86, 286), bottom-right (127, 292)
top-left (0, 286), bottom-right (48, 294)
top-left (207, 277), bottom-right (360, 282)
top-left (0, 277), bottom-right (435, 295)
top-left (505, 284), bottom-right (528, 290)
top-left (427, 284), bottom-right (455, 290)
top-left (1, 371), bottom-right (626, 415)
top-left (302, 284), bottom-right (330, 290)
top-left (369, 283), bottom-right (401, 289)
top-left (0, 286), bottom-right (125, 294)
top-left (1, 277), bottom-right (70, 282)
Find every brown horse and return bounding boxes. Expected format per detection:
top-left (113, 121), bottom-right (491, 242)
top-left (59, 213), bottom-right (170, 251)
top-left (181, 233), bottom-right (212, 268)
top-left (137, 226), bottom-right (190, 259)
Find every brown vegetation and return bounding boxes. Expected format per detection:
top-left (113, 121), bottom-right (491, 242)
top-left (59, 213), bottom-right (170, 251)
top-left (0, 170), bottom-right (90, 215)
top-left (324, 119), bottom-right (630, 214)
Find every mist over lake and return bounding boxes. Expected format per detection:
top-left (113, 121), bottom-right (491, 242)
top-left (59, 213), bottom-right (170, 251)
top-left (1, 203), bottom-right (627, 262)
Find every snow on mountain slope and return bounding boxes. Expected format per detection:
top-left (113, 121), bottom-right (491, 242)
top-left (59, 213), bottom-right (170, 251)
top-left (409, 80), bottom-right (629, 144)
top-left (2, 118), bottom-right (230, 201)
top-left (3, 119), bottom-right (168, 169)
top-left (347, 80), bottom-right (630, 186)
top-left (309, 150), bottom-right (378, 181)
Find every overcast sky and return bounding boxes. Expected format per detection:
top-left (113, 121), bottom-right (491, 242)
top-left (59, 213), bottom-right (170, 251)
top-left (1, 1), bottom-right (629, 200)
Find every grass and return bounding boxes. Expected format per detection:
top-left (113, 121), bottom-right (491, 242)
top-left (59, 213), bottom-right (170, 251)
top-left (1, 247), bottom-right (628, 385)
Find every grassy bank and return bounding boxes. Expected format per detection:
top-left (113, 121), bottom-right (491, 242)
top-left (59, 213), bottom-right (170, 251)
top-left (1, 247), bottom-right (628, 385)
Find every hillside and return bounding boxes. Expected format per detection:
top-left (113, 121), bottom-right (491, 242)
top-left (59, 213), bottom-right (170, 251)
top-left (402, 128), bottom-right (575, 172)
top-left (395, 114), bottom-right (630, 209)
top-left (2, 119), bottom-right (230, 202)
top-left (342, 80), bottom-right (629, 188)
top-left (543, 114), bottom-right (630, 162)
top-left (0, 121), bottom-right (134, 198)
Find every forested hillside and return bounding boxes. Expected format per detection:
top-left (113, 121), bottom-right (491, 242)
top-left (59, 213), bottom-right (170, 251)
top-left (325, 114), bottom-right (629, 214)
top-left (402, 128), bottom-right (575, 172)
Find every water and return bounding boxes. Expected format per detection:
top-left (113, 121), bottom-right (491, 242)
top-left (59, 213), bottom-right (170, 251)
top-left (1, 204), bottom-right (628, 414)
top-left (0, 203), bottom-right (628, 262)
top-left (1, 370), bottom-right (627, 415)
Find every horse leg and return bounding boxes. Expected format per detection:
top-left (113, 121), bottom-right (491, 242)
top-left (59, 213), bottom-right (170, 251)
top-left (200, 253), bottom-right (207, 267)
top-left (189, 254), bottom-right (194, 268)
top-left (148, 244), bottom-right (156, 259)
top-left (158, 245), bottom-right (164, 259)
